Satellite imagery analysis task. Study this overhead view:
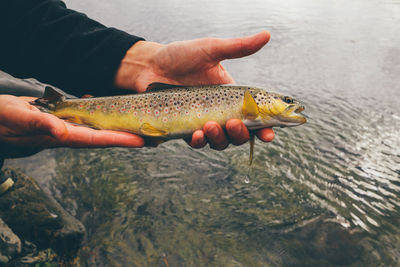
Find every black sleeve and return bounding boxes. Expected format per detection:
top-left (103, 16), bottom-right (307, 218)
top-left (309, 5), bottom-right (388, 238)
top-left (0, 0), bottom-right (144, 96)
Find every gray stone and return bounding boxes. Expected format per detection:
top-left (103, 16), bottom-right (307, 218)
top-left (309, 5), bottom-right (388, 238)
top-left (0, 217), bottom-right (21, 264)
top-left (0, 168), bottom-right (85, 257)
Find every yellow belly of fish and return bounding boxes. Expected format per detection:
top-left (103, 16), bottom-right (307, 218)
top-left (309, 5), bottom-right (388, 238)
top-left (52, 106), bottom-right (244, 138)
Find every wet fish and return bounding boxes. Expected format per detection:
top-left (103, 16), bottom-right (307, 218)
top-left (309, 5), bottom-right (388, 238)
top-left (33, 84), bottom-right (306, 162)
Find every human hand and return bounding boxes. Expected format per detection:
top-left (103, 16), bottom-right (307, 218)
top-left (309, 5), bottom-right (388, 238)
top-left (0, 95), bottom-right (144, 158)
top-left (114, 31), bottom-right (274, 150)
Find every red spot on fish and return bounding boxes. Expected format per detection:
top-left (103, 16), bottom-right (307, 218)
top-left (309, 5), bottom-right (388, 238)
top-left (96, 105), bottom-right (101, 109)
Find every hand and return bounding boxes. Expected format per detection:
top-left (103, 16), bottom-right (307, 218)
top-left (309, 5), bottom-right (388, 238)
top-left (114, 31), bottom-right (275, 150)
top-left (0, 95), bottom-right (144, 158)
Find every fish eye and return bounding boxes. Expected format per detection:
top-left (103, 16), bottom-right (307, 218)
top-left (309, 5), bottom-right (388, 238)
top-left (282, 96), bottom-right (293, 104)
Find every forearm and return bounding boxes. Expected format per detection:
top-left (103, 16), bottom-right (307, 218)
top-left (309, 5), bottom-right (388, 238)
top-left (0, 0), bottom-right (144, 96)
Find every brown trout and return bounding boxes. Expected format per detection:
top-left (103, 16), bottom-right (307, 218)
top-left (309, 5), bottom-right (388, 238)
top-left (34, 84), bottom-right (306, 162)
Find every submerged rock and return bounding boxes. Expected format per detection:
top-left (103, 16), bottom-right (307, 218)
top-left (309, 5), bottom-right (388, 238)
top-left (0, 168), bottom-right (85, 257)
top-left (0, 217), bottom-right (21, 264)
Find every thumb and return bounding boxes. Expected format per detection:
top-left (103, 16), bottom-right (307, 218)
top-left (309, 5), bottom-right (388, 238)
top-left (205, 31), bottom-right (270, 61)
top-left (27, 111), bottom-right (69, 141)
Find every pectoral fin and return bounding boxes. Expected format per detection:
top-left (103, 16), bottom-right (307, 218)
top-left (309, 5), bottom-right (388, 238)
top-left (140, 123), bottom-right (168, 137)
top-left (242, 90), bottom-right (259, 120)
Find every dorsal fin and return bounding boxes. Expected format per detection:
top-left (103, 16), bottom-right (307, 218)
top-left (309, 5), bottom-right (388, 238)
top-left (146, 82), bottom-right (184, 92)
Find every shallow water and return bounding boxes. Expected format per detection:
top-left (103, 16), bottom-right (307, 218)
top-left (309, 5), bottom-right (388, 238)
top-left (5, 0), bottom-right (400, 265)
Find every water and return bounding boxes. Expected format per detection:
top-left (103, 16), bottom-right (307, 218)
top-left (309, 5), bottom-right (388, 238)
top-left (5, 0), bottom-right (400, 265)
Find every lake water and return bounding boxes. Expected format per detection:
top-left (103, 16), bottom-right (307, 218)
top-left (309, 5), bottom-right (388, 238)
top-left (5, 0), bottom-right (400, 265)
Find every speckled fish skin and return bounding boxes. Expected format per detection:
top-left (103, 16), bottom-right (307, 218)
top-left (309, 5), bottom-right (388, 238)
top-left (38, 85), bottom-right (306, 138)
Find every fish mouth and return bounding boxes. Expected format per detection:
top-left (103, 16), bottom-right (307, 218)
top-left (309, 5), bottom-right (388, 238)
top-left (292, 105), bottom-right (307, 123)
top-left (279, 105), bottom-right (307, 126)
top-left (295, 105), bottom-right (305, 113)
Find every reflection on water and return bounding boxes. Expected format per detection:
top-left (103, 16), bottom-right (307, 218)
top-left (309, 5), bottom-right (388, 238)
top-left (5, 0), bottom-right (400, 265)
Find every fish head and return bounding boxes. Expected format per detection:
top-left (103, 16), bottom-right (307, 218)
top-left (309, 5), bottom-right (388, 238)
top-left (257, 93), bottom-right (306, 127)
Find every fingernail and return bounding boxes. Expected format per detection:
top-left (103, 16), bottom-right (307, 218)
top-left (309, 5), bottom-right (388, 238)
top-left (207, 125), bottom-right (219, 138)
top-left (230, 123), bottom-right (242, 135)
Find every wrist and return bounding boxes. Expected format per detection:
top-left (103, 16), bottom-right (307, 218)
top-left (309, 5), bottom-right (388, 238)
top-left (114, 41), bottom-right (163, 93)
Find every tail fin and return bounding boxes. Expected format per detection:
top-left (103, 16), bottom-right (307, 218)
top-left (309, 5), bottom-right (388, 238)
top-left (42, 86), bottom-right (65, 102)
top-left (31, 86), bottom-right (66, 111)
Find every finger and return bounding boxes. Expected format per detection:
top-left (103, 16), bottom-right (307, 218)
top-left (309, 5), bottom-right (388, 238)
top-left (225, 119), bottom-right (249, 146)
top-left (4, 108), bottom-right (68, 141)
top-left (256, 128), bottom-right (275, 142)
top-left (203, 121), bottom-right (229, 150)
top-left (187, 130), bottom-right (207, 149)
top-left (205, 31), bottom-right (271, 61)
top-left (58, 124), bottom-right (145, 148)
top-left (30, 112), bottom-right (69, 141)
top-left (19, 97), bottom-right (37, 102)
top-left (217, 64), bottom-right (235, 84)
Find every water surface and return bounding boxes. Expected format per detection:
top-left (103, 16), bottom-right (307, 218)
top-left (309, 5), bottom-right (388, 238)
top-left (5, 0), bottom-right (400, 265)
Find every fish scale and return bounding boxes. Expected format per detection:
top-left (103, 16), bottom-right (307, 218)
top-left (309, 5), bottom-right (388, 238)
top-left (33, 84), bottom-right (306, 139)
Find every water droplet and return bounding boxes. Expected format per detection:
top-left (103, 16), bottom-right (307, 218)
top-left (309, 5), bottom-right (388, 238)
top-left (244, 176), bottom-right (250, 184)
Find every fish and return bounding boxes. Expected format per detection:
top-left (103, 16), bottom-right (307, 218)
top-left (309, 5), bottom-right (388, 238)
top-left (33, 84), bottom-right (306, 163)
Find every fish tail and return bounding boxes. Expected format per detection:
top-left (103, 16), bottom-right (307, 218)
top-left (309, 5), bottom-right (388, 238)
top-left (30, 86), bottom-right (66, 111)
